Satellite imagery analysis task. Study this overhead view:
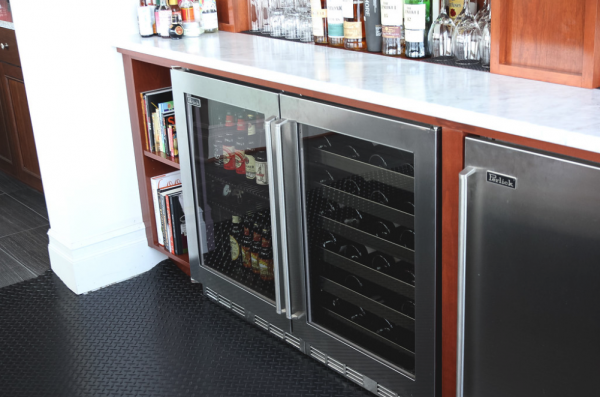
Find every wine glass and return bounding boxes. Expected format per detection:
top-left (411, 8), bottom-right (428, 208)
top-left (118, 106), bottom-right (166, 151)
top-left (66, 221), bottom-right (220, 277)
top-left (427, 0), bottom-right (456, 58)
top-left (479, 13), bottom-right (491, 68)
top-left (475, 0), bottom-right (490, 27)
top-left (452, 0), bottom-right (482, 64)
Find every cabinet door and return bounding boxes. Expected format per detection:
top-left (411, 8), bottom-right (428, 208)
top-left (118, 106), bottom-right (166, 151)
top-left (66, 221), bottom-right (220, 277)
top-left (0, 76), bottom-right (16, 175)
top-left (0, 62), bottom-right (42, 191)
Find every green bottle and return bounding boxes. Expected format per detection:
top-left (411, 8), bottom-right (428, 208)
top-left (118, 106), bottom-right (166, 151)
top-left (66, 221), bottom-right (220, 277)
top-left (403, 0), bottom-right (432, 58)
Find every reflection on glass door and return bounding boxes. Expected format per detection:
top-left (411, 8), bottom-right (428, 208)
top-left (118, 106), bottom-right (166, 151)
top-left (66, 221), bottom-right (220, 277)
top-left (301, 127), bottom-right (417, 375)
top-left (187, 94), bottom-right (275, 301)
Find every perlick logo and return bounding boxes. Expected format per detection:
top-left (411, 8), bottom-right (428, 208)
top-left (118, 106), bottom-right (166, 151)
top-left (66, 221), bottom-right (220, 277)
top-left (487, 171), bottom-right (517, 189)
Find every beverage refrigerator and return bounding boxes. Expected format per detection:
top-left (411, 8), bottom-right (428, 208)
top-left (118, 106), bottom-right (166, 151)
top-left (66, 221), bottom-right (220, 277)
top-left (172, 69), bottom-right (440, 397)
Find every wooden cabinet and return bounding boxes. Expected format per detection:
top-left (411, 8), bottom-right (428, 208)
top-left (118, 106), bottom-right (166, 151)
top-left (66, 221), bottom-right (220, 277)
top-left (0, 28), bottom-right (42, 191)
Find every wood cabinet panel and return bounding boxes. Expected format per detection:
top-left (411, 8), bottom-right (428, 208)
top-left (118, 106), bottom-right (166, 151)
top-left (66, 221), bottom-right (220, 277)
top-left (0, 27), bottom-right (20, 67)
top-left (0, 85), bottom-right (14, 171)
top-left (0, 62), bottom-right (42, 191)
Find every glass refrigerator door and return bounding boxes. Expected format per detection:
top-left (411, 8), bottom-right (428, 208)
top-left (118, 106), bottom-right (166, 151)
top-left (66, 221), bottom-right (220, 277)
top-left (280, 95), bottom-right (438, 396)
top-left (172, 71), bottom-right (288, 331)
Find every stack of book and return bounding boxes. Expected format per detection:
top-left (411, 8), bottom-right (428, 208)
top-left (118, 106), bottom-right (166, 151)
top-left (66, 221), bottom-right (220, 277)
top-left (141, 87), bottom-right (178, 159)
top-left (151, 170), bottom-right (188, 255)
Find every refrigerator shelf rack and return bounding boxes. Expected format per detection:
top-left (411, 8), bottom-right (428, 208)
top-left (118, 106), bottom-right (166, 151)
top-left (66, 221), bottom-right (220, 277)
top-left (319, 277), bottom-right (415, 332)
top-left (321, 307), bottom-right (415, 358)
top-left (319, 185), bottom-right (415, 229)
top-left (320, 248), bottom-right (415, 300)
top-left (309, 149), bottom-right (414, 193)
top-left (205, 166), bottom-right (270, 201)
top-left (320, 217), bottom-right (415, 264)
top-left (207, 197), bottom-right (269, 218)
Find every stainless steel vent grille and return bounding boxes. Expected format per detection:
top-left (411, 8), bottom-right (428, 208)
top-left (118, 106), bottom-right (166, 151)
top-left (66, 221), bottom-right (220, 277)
top-left (231, 302), bottom-right (245, 317)
top-left (327, 356), bottom-right (345, 374)
top-left (377, 384), bottom-right (398, 397)
top-left (345, 366), bottom-right (364, 386)
top-left (254, 315), bottom-right (269, 331)
top-left (217, 295), bottom-right (231, 309)
top-left (284, 333), bottom-right (301, 350)
top-left (309, 346), bottom-right (327, 364)
top-left (269, 324), bottom-right (285, 339)
top-left (205, 287), bottom-right (218, 301)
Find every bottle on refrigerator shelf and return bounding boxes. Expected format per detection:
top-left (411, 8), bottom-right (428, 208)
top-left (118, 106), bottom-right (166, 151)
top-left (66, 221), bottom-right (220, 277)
top-left (138, 5), bottom-right (155, 37)
top-left (331, 297), bottom-right (367, 324)
top-left (364, 0), bottom-right (382, 52)
top-left (320, 231), bottom-right (341, 252)
top-left (404, 0), bottom-right (432, 58)
top-left (255, 151), bottom-right (269, 185)
top-left (366, 251), bottom-right (394, 273)
top-left (245, 113), bottom-right (257, 180)
top-left (250, 212), bottom-right (264, 274)
top-left (158, 0), bottom-right (173, 38)
top-left (391, 226), bottom-right (415, 249)
top-left (212, 115), bottom-right (224, 167)
top-left (338, 242), bottom-right (369, 263)
top-left (380, 0), bottom-right (403, 55)
top-left (327, 0), bottom-right (345, 47)
top-left (343, 0), bottom-right (367, 51)
top-left (241, 214), bottom-right (254, 269)
top-left (340, 175), bottom-right (366, 196)
top-left (222, 129), bottom-right (236, 171)
top-left (234, 113), bottom-right (247, 176)
top-left (258, 225), bottom-right (274, 281)
top-left (202, 0), bottom-right (219, 33)
top-left (337, 207), bottom-right (365, 229)
top-left (368, 218), bottom-right (395, 240)
top-left (312, 0), bottom-right (328, 44)
top-left (343, 274), bottom-right (365, 292)
top-left (230, 216), bottom-right (243, 267)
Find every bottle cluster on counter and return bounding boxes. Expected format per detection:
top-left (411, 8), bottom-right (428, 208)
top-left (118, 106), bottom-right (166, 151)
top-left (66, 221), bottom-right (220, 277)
top-left (137, 0), bottom-right (218, 40)
top-left (247, 0), bottom-right (491, 66)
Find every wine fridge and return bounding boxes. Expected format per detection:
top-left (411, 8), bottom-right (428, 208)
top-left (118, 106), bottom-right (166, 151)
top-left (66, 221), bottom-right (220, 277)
top-left (172, 69), bottom-right (439, 397)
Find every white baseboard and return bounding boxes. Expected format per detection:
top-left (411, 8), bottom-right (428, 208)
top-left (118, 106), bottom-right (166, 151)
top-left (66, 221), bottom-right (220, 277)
top-left (47, 224), bottom-right (167, 295)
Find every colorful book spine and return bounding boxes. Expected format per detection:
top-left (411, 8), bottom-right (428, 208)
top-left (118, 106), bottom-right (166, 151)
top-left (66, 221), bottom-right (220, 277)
top-left (168, 126), bottom-right (174, 159)
top-left (140, 93), bottom-right (150, 151)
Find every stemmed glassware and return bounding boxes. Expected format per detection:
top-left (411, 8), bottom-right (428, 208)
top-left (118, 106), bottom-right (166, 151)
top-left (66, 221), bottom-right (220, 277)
top-left (479, 9), bottom-right (491, 68)
top-left (427, 0), bottom-right (456, 58)
top-left (475, 0), bottom-right (490, 29)
top-left (452, 0), bottom-right (482, 63)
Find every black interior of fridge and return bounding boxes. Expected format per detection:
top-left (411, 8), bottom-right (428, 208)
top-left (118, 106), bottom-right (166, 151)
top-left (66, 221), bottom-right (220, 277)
top-left (188, 94), bottom-right (276, 301)
top-left (302, 127), bottom-right (417, 375)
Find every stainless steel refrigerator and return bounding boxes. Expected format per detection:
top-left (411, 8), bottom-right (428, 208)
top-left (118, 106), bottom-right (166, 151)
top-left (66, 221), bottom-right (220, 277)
top-left (172, 69), bottom-right (440, 397)
top-left (457, 137), bottom-right (600, 397)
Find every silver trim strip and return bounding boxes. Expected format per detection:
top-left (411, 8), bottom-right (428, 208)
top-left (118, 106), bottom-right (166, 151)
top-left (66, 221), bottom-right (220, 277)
top-left (274, 120), bottom-right (293, 319)
top-left (456, 166), bottom-right (478, 397)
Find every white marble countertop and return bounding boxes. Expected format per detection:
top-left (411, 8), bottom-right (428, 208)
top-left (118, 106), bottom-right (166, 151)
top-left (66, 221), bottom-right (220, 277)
top-left (117, 32), bottom-right (600, 155)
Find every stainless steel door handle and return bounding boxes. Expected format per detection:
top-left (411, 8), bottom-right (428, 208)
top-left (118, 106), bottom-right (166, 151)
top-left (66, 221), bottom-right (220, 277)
top-left (456, 166), bottom-right (478, 397)
top-left (274, 120), bottom-right (294, 320)
top-left (265, 116), bottom-right (285, 315)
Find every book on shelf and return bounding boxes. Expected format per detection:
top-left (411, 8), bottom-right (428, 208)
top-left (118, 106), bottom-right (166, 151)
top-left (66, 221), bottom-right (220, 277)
top-left (158, 185), bottom-right (182, 254)
top-left (159, 107), bottom-right (176, 158)
top-left (150, 170), bottom-right (181, 247)
top-left (141, 87), bottom-right (172, 153)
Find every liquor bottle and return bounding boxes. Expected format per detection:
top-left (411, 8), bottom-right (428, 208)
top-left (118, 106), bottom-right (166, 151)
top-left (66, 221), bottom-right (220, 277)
top-left (230, 216), bottom-right (243, 267)
top-left (381, 0), bottom-right (403, 55)
top-left (169, 0), bottom-right (185, 40)
top-left (449, 0), bottom-right (464, 21)
top-left (193, 0), bottom-right (202, 23)
top-left (258, 225), bottom-right (274, 281)
top-left (181, 0), bottom-right (203, 36)
top-left (364, 0), bottom-right (382, 52)
top-left (202, 0), bottom-right (219, 33)
top-left (255, 151), bottom-right (269, 185)
top-left (338, 242), bottom-right (369, 263)
top-left (155, 1), bottom-right (162, 36)
top-left (404, 0), bottom-right (432, 58)
top-left (245, 113), bottom-right (257, 180)
top-left (222, 130), bottom-right (236, 171)
top-left (327, 0), bottom-right (345, 47)
top-left (234, 112), bottom-right (247, 176)
top-left (212, 115), bottom-right (224, 167)
top-left (241, 214), bottom-right (254, 269)
top-left (138, 5), bottom-right (155, 37)
top-left (158, 0), bottom-right (173, 39)
top-left (181, 0), bottom-right (195, 22)
top-left (250, 212), bottom-right (264, 274)
top-left (343, 0), bottom-right (367, 51)
top-left (312, 0), bottom-right (328, 44)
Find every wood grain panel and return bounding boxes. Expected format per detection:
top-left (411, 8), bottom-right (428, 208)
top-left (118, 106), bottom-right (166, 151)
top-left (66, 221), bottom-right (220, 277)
top-left (0, 27), bottom-right (21, 67)
top-left (441, 128), bottom-right (467, 397)
top-left (0, 83), bottom-right (13, 169)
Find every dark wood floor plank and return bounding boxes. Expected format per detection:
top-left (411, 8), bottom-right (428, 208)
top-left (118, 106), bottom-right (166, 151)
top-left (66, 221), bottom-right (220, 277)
top-left (0, 195), bottom-right (49, 238)
top-left (0, 172), bottom-right (27, 195)
top-left (0, 249), bottom-right (36, 289)
top-left (9, 187), bottom-right (48, 220)
top-left (0, 226), bottom-right (50, 276)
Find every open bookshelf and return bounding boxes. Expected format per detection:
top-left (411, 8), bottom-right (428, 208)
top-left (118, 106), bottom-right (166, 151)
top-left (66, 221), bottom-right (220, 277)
top-left (123, 58), bottom-right (190, 276)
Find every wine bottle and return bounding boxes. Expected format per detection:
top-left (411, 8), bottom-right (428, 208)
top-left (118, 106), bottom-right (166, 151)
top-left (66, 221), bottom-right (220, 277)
top-left (368, 218), bottom-right (395, 239)
top-left (250, 212), bottom-right (264, 274)
top-left (158, 0), bottom-right (172, 39)
top-left (230, 216), bottom-right (243, 267)
top-left (245, 113), bottom-right (257, 180)
top-left (311, 134), bottom-right (335, 149)
top-left (241, 214), bottom-right (254, 269)
top-left (255, 151), bottom-right (269, 185)
top-left (234, 112), bottom-right (247, 176)
top-left (258, 225), bottom-right (274, 281)
top-left (202, 0), bottom-right (219, 33)
top-left (212, 115), bottom-right (224, 167)
top-left (327, 142), bottom-right (362, 160)
top-left (320, 231), bottom-right (341, 252)
top-left (364, 0), bottom-right (382, 52)
top-left (401, 299), bottom-right (415, 318)
top-left (340, 175), bottom-right (366, 196)
top-left (343, 274), bottom-right (365, 291)
top-left (223, 111), bottom-right (236, 171)
top-left (368, 184), bottom-right (415, 214)
top-left (343, 0), bottom-right (367, 51)
top-left (137, 5), bottom-right (155, 38)
top-left (338, 242), bottom-right (369, 263)
top-left (366, 251), bottom-right (394, 273)
top-left (404, 0), bottom-right (432, 58)
top-left (337, 207), bottom-right (365, 229)
top-left (331, 297), bottom-right (367, 325)
top-left (391, 226), bottom-right (415, 249)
